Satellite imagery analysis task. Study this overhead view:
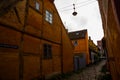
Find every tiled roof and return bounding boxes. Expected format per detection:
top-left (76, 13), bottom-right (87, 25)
top-left (68, 29), bottom-right (87, 40)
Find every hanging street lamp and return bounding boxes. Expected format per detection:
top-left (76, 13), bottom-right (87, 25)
top-left (72, 4), bottom-right (77, 16)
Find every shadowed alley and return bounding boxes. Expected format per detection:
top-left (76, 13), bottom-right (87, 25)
top-left (64, 60), bottom-right (106, 80)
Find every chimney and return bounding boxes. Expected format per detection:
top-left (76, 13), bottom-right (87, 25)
top-left (89, 36), bottom-right (91, 40)
top-left (66, 29), bottom-right (68, 33)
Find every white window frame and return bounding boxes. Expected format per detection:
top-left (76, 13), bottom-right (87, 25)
top-left (45, 10), bottom-right (53, 24)
top-left (35, 1), bottom-right (40, 10)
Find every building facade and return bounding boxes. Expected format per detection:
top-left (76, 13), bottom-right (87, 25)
top-left (97, 39), bottom-right (106, 58)
top-left (98, 0), bottom-right (120, 79)
top-left (0, 0), bottom-right (73, 80)
top-left (89, 37), bottom-right (99, 63)
top-left (69, 29), bottom-right (90, 71)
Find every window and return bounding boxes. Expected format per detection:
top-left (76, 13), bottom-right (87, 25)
top-left (43, 44), bottom-right (52, 59)
top-left (73, 40), bottom-right (78, 46)
top-left (35, 1), bottom-right (40, 10)
top-left (76, 32), bottom-right (79, 35)
top-left (45, 10), bottom-right (53, 24)
top-left (81, 33), bottom-right (85, 37)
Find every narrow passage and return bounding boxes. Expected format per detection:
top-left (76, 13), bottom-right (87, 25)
top-left (65, 60), bottom-right (106, 80)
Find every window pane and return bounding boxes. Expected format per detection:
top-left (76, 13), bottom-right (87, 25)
top-left (46, 10), bottom-right (49, 14)
top-left (43, 44), bottom-right (47, 58)
top-left (74, 41), bottom-right (78, 46)
top-left (48, 45), bottom-right (52, 58)
top-left (35, 2), bottom-right (40, 10)
top-left (50, 17), bottom-right (52, 21)
top-left (50, 14), bottom-right (52, 17)
top-left (45, 17), bottom-right (49, 22)
top-left (50, 20), bottom-right (52, 24)
top-left (46, 15), bottom-right (49, 19)
top-left (45, 10), bottom-right (53, 24)
top-left (43, 44), bottom-right (52, 59)
top-left (76, 33), bottom-right (79, 35)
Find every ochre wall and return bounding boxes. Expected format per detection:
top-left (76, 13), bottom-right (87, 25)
top-left (25, 8), bottom-right (42, 37)
top-left (0, 0), bottom-right (74, 79)
top-left (42, 0), bottom-right (61, 44)
top-left (0, 0), bottom-right (26, 31)
top-left (0, 26), bottom-right (21, 80)
top-left (72, 32), bottom-right (90, 64)
top-left (73, 39), bottom-right (87, 53)
top-left (43, 0), bottom-right (74, 74)
top-left (62, 26), bottom-right (74, 73)
top-left (23, 56), bottom-right (41, 80)
top-left (41, 40), bottom-right (61, 76)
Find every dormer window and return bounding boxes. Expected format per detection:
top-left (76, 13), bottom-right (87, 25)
top-left (35, 1), bottom-right (40, 10)
top-left (45, 10), bottom-right (53, 24)
top-left (76, 32), bottom-right (79, 35)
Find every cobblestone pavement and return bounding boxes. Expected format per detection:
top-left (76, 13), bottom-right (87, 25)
top-left (64, 60), bottom-right (106, 80)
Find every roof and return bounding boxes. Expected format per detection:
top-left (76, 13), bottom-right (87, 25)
top-left (68, 29), bottom-right (87, 40)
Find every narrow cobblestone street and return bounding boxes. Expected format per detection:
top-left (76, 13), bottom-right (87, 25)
top-left (64, 60), bottom-right (106, 80)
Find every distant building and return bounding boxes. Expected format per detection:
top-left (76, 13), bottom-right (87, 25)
top-left (89, 37), bottom-right (99, 63)
top-left (69, 29), bottom-right (90, 71)
top-left (97, 40), bottom-right (105, 58)
top-left (0, 0), bottom-right (74, 80)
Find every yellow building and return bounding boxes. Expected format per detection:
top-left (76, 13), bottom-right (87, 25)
top-left (69, 29), bottom-right (90, 70)
top-left (89, 37), bottom-right (99, 63)
top-left (0, 0), bottom-right (73, 80)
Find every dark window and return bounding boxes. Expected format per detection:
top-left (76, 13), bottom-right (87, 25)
top-left (43, 44), bottom-right (52, 59)
top-left (73, 40), bottom-right (78, 46)
top-left (81, 33), bottom-right (85, 38)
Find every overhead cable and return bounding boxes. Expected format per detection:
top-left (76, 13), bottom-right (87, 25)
top-left (58, 0), bottom-right (97, 12)
top-left (58, 0), bottom-right (97, 10)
